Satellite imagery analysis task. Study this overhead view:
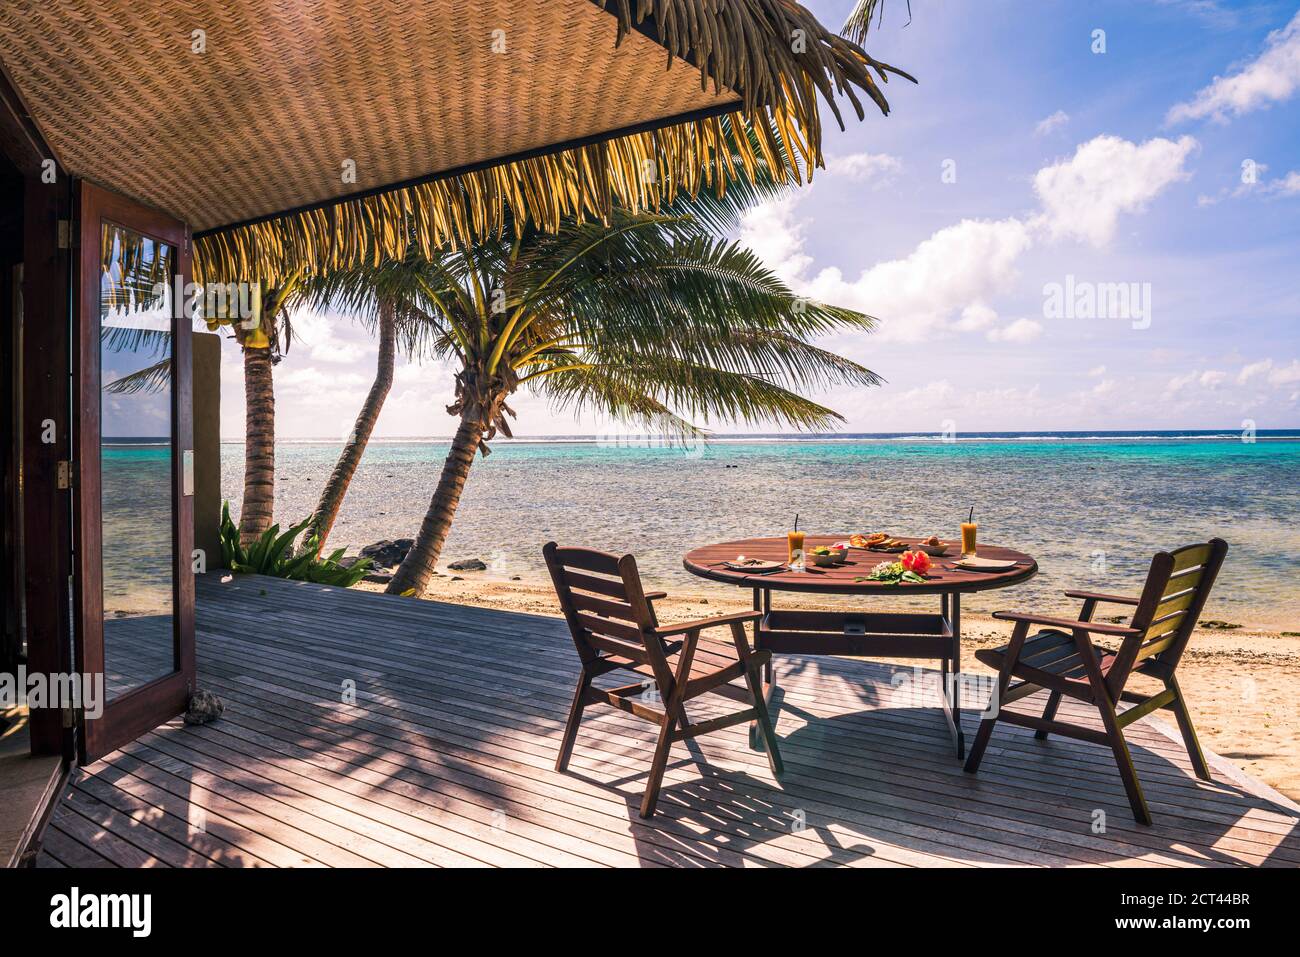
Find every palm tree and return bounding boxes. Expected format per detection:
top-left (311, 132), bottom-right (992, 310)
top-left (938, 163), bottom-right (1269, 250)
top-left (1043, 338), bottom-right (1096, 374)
top-left (295, 293), bottom-right (398, 552)
top-left (352, 209), bottom-right (884, 598)
top-left (233, 275), bottom-right (303, 544)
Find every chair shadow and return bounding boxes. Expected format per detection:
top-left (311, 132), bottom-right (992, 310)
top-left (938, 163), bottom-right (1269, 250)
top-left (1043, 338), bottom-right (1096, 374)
top-left (583, 664), bottom-right (1300, 868)
top-left (568, 760), bottom-right (878, 868)
top-left (770, 687), bottom-right (1300, 867)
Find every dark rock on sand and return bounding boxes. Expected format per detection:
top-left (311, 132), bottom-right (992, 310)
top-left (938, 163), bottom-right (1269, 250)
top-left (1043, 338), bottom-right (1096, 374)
top-left (360, 538), bottom-right (414, 567)
top-left (447, 557), bottom-right (488, 571)
top-left (362, 570), bottom-right (394, 584)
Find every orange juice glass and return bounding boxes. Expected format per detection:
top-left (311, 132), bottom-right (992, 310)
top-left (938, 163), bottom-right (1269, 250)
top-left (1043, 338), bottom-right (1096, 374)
top-left (787, 530), bottom-right (806, 568)
top-left (960, 522), bottom-right (977, 558)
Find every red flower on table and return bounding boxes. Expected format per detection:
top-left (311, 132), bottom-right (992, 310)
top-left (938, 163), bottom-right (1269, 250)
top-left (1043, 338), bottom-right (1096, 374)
top-left (901, 550), bottom-right (932, 575)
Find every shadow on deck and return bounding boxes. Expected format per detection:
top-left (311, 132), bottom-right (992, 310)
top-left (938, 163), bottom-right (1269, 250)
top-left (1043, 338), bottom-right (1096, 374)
top-left (38, 574), bottom-right (1300, 868)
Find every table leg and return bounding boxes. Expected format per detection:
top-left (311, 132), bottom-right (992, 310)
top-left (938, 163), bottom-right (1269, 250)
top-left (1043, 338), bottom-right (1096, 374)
top-left (938, 591), bottom-right (965, 758)
top-left (750, 587), bottom-right (779, 751)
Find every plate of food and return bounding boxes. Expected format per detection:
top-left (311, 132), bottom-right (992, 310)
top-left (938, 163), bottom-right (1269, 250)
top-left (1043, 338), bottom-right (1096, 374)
top-left (848, 532), bottom-right (890, 550)
top-left (954, 556), bottom-right (1018, 572)
top-left (808, 545), bottom-right (848, 566)
top-left (867, 536), bottom-right (909, 553)
top-left (914, 535), bottom-right (951, 557)
top-left (722, 558), bottom-right (786, 573)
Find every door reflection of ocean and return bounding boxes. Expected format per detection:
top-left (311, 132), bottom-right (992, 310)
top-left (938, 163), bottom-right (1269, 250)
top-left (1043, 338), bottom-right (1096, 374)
top-left (102, 443), bottom-right (173, 617)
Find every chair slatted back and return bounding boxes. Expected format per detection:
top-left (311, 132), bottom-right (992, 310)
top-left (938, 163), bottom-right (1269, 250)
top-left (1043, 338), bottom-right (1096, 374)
top-left (543, 542), bottom-right (671, 682)
top-left (1108, 538), bottom-right (1228, 693)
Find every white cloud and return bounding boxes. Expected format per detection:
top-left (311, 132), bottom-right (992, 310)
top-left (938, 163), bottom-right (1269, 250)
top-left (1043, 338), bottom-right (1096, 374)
top-left (1263, 170), bottom-right (1300, 196)
top-left (1198, 164), bottom-right (1300, 204)
top-left (1034, 110), bottom-right (1070, 136)
top-left (1155, 0), bottom-right (1243, 28)
top-left (1032, 135), bottom-right (1198, 246)
top-left (1164, 368), bottom-right (1228, 395)
top-left (1167, 10), bottom-right (1300, 124)
top-left (288, 307), bottom-right (369, 364)
top-left (1088, 364), bottom-right (1107, 377)
top-left (954, 303), bottom-right (999, 332)
top-left (1238, 358), bottom-right (1300, 386)
top-left (825, 152), bottom-right (903, 184)
top-left (848, 379), bottom-right (1047, 429)
top-left (736, 194), bottom-right (812, 282)
top-left (799, 218), bottom-right (1033, 343)
top-left (986, 318), bottom-right (1044, 343)
top-left (741, 134), bottom-right (1195, 346)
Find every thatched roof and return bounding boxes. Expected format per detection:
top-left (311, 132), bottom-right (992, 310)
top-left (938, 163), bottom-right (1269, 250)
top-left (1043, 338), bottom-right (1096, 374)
top-left (0, 1), bottom-right (911, 284)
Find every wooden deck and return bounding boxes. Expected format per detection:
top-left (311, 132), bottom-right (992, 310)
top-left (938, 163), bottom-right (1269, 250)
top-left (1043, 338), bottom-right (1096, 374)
top-left (39, 573), bottom-right (1300, 868)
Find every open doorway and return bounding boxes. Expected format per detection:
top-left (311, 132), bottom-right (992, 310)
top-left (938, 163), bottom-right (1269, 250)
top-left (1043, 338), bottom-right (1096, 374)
top-left (0, 152), bottom-right (67, 867)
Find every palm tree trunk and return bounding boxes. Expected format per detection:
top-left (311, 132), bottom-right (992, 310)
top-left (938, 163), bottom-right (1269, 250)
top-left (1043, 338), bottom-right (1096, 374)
top-left (386, 412), bottom-right (484, 595)
top-left (304, 300), bottom-right (396, 552)
top-left (239, 345), bottom-right (276, 544)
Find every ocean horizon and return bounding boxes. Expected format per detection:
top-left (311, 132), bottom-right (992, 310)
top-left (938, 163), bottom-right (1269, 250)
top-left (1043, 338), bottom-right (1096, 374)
top-left (209, 430), bottom-right (1300, 629)
top-left (221, 429), bottom-right (1300, 444)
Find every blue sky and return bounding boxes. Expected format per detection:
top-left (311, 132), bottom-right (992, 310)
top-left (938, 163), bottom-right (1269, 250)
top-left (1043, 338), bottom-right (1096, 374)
top-left (231, 0), bottom-right (1300, 438)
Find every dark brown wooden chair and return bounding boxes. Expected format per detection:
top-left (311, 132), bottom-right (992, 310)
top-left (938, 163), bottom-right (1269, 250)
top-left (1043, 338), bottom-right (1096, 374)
top-left (963, 539), bottom-right (1228, 825)
top-left (543, 542), bottom-right (783, 818)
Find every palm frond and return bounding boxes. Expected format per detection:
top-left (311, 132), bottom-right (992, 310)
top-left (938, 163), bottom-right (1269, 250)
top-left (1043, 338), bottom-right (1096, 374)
top-left (100, 324), bottom-right (173, 357)
top-left (531, 357), bottom-right (845, 433)
top-left (104, 358), bottom-right (172, 395)
top-left (841, 0), bottom-right (913, 45)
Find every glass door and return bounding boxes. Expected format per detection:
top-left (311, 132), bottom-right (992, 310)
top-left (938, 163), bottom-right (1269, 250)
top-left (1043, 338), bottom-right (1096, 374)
top-left (74, 181), bottom-right (194, 762)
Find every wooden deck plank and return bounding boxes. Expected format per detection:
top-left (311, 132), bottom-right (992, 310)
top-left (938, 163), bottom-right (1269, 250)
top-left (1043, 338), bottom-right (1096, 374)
top-left (147, 590), bottom-right (1300, 868)
top-left (98, 574), bottom-right (1300, 868)
top-left (207, 587), bottom-right (1277, 806)
top-left (187, 614), bottom-right (1293, 864)
top-left (37, 574), bottom-right (1300, 868)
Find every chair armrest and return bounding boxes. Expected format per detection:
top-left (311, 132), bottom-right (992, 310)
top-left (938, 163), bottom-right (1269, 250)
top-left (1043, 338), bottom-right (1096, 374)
top-left (1063, 590), bottom-right (1140, 606)
top-left (654, 610), bottom-right (762, 637)
top-left (991, 610), bottom-right (1141, 637)
top-left (644, 591), bottom-right (668, 602)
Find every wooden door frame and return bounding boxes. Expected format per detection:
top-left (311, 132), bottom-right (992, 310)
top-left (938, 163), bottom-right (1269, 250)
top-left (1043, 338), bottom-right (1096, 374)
top-left (74, 179), bottom-right (195, 762)
top-left (1, 61), bottom-right (75, 761)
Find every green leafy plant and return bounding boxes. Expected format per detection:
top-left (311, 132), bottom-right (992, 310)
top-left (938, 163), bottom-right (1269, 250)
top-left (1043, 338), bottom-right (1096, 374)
top-left (857, 561), bottom-right (926, 586)
top-left (218, 501), bottom-right (372, 587)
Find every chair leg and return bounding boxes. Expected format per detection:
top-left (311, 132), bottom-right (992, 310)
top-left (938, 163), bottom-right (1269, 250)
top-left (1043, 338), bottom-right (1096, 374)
top-left (639, 712), bottom-right (679, 819)
top-left (555, 669), bottom-right (591, 773)
top-left (967, 620), bottom-right (1026, 774)
top-left (1035, 691), bottom-right (1063, 740)
top-left (963, 715), bottom-right (998, 773)
top-left (1166, 676), bottom-right (1211, 781)
top-left (1098, 698), bottom-right (1152, 825)
top-left (744, 664), bottom-right (784, 780)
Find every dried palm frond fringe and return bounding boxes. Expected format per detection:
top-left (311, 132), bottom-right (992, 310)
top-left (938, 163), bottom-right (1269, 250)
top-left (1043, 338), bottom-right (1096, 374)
top-left (839, 0), bottom-right (912, 46)
top-left (193, 0), bottom-right (913, 288)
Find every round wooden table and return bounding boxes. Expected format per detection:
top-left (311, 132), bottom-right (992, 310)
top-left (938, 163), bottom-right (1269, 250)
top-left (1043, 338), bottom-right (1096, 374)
top-left (683, 536), bottom-right (1038, 758)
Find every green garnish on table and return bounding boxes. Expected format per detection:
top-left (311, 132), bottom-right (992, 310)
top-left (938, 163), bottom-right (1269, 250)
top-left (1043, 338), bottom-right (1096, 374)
top-left (857, 560), bottom-right (927, 585)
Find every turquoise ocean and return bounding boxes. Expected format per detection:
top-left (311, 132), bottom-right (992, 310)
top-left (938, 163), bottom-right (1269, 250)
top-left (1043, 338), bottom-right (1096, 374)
top-left (216, 431), bottom-right (1300, 628)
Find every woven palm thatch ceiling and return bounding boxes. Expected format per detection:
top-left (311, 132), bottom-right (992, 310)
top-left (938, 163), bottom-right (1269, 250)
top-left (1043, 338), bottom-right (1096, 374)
top-left (0, 0), bottom-right (910, 283)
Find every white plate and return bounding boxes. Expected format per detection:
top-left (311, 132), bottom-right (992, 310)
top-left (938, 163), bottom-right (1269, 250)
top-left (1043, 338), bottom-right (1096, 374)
top-left (955, 557), bottom-right (1018, 572)
top-left (723, 560), bottom-right (786, 573)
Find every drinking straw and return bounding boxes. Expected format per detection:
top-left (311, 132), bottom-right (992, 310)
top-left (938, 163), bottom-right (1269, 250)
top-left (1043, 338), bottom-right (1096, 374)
top-left (794, 513), bottom-right (800, 531)
top-left (968, 506), bottom-right (974, 524)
